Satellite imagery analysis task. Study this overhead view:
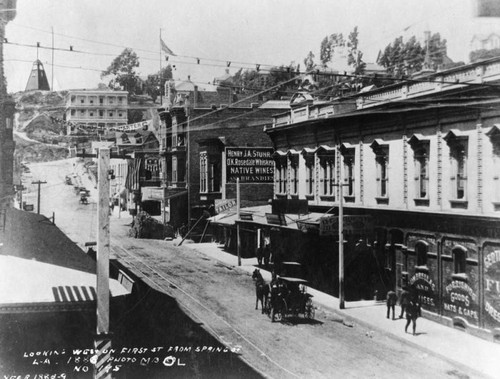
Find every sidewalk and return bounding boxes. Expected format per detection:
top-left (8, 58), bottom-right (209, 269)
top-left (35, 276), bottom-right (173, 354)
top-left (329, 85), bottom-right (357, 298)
top-left (186, 241), bottom-right (500, 379)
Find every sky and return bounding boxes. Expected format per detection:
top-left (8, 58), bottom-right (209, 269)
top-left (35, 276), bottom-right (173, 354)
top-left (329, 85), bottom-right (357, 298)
top-left (3, 0), bottom-right (499, 93)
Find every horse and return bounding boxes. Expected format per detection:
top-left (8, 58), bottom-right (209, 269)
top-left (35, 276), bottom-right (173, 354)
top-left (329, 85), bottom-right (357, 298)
top-left (252, 269), bottom-right (269, 313)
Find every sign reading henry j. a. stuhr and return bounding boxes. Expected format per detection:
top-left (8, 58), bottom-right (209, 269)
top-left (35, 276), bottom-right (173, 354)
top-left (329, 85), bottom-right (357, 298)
top-left (225, 147), bottom-right (274, 183)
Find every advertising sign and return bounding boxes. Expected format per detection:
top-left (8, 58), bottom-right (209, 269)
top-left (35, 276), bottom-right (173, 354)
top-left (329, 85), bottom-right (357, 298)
top-left (484, 245), bottom-right (500, 326)
top-left (319, 215), bottom-right (373, 236)
top-left (214, 199), bottom-right (237, 214)
top-left (226, 147), bottom-right (274, 183)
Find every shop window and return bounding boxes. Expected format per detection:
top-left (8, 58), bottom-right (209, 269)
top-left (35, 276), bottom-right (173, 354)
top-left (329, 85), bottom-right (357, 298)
top-left (415, 241), bottom-right (428, 267)
top-left (453, 246), bottom-right (467, 274)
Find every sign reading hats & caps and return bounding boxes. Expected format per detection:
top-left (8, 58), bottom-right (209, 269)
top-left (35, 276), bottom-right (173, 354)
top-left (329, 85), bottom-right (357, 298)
top-left (319, 215), bottom-right (373, 236)
top-left (214, 198), bottom-right (237, 214)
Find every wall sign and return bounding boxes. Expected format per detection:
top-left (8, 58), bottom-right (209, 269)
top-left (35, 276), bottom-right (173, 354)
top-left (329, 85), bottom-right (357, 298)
top-left (484, 245), bottom-right (500, 325)
top-left (226, 147), bottom-right (274, 183)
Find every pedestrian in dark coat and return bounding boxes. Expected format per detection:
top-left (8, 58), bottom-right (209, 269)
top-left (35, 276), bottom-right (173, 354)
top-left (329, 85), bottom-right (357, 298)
top-left (386, 290), bottom-right (398, 319)
top-left (405, 300), bottom-right (422, 335)
top-left (263, 244), bottom-right (271, 268)
top-left (399, 287), bottom-right (410, 318)
top-left (256, 245), bottom-right (263, 268)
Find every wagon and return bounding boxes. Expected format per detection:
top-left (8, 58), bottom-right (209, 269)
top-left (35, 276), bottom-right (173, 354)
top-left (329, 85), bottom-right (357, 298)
top-left (269, 276), bottom-right (315, 322)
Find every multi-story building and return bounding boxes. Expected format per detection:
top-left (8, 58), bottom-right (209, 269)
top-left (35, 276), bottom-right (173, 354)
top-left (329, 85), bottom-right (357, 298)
top-left (65, 89), bottom-right (128, 134)
top-left (251, 57), bottom-right (500, 341)
top-left (153, 77), bottom-right (288, 231)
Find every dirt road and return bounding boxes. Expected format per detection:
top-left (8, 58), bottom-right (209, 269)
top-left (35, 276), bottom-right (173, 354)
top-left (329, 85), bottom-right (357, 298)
top-left (27, 159), bottom-right (486, 379)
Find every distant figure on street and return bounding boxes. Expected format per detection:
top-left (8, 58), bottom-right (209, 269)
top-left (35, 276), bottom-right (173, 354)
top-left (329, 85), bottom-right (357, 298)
top-left (399, 287), bottom-right (410, 318)
top-left (405, 299), bottom-right (422, 335)
top-left (386, 290), bottom-right (398, 319)
top-left (263, 244), bottom-right (271, 269)
top-left (256, 244), bottom-right (263, 268)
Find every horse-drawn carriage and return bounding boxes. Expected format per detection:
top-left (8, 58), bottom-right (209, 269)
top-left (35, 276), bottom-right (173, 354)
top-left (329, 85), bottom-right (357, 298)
top-left (269, 276), bottom-right (315, 322)
top-left (252, 267), bottom-right (315, 323)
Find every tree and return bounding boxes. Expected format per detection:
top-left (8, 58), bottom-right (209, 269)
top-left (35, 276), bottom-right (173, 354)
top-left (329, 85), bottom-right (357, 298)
top-left (320, 33), bottom-right (345, 67)
top-left (347, 26), bottom-right (366, 75)
top-left (304, 51), bottom-right (316, 71)
top-left (377, 33), bottom-right (449, 76)
top-left (469, 48), bottom-right (500, 63)
top-left (101, 48), bottom-right (141, 94)
top-left (143, 66), bottom-right (173, 103)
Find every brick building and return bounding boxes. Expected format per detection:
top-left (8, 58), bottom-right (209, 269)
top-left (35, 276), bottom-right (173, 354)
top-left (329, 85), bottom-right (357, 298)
top-left (154, 78), bottom-right (288, 231)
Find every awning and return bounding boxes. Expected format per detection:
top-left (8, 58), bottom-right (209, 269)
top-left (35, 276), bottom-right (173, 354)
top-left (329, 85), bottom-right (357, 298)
top-left (0, 255), bottom-right (130, 313)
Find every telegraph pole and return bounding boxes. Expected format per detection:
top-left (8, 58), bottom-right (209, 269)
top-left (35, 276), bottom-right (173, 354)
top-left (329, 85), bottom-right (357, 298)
top-left (32, 180), bottom-right (47, 214)
top-left (94, 148), bottom-right (113, 378)
top-left (236, 178), bottom-right (241, 266)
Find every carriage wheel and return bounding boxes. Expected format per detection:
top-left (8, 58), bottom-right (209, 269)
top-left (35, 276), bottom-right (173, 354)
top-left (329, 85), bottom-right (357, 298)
top-left (305, 298), bottom-right (315, 319)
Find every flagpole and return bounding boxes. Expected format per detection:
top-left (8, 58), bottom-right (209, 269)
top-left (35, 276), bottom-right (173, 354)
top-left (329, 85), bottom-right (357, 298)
top-left (159, 28), bottom-right (162, 106)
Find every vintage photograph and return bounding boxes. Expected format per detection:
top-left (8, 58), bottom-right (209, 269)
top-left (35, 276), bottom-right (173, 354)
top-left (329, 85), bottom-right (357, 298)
top-left (1, 0), bottom-right (500, 378)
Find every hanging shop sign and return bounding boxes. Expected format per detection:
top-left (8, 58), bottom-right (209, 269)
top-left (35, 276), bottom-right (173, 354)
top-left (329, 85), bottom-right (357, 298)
top-left (226, 147), bottom-right (274, 183)
top-left (214, 198), bottom-right (237, 214)
top-left (319, 215), bottom-right (373, 236)
top-left (265, 213), bottom-right (287, 226)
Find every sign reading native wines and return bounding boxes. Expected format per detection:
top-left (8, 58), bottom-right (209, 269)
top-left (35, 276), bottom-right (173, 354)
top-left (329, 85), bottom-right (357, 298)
top-left (226, 147), bottom-right (274, 183)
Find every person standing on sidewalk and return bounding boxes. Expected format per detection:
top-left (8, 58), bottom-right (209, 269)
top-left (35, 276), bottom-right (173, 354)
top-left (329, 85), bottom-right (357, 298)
top-left (399, 286), bottom-right (410, 318)
top-left (405, 299), bottom-right (421, 335)
top-left (386, 290), bottom-right (398, 319)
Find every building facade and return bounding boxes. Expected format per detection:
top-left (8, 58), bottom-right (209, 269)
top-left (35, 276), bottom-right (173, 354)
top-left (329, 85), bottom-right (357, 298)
top-left (65, 89), bottom-right (128, 134)
top-left (155, 78), bottom-right (288, 231)
top-left (264, 57), bottom-right (500, 341)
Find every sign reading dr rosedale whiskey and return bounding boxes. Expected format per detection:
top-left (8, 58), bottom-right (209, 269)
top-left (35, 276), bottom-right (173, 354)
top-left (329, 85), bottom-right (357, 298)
top-left (225, 147), bottom-right (274, 183)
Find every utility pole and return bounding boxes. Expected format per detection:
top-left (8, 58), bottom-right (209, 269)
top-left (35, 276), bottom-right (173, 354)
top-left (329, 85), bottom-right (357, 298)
top-left (94, 148), bottom-right (113, 378)
top-left (236, 178), bottom-right (241, 266)
top-left (16, 182), bottom-right (24, 208)
top-left (32, 180), bottom-right (47, 214)
top-left (51, 26), bottom-right (54, 90)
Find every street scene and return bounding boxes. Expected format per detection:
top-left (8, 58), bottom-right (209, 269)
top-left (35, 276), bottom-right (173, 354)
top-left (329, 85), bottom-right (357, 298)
top-left (2, 1), bottom-right (500, 378)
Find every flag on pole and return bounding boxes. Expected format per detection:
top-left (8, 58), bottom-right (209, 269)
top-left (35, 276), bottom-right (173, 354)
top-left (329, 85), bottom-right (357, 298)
top-left (160, 38), bottom-right (176, 56)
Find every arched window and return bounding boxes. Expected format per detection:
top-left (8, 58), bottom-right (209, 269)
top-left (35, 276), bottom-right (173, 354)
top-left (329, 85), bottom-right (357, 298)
top-left (452, 246), bottom-right (467, 274)
top-left (415, 241), bottom-right (428, 267)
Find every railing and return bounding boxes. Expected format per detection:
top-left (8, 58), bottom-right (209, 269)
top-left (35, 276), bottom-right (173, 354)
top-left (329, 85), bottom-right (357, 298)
top-left (272, 58), bottom-right (500, 127)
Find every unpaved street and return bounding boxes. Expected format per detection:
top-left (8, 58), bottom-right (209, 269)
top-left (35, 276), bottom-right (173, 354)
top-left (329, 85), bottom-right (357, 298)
top-left (25, 159), bottom-right (487, 379)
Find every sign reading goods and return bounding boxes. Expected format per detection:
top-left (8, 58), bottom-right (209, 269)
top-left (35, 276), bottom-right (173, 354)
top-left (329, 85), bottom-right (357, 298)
top-left (226, 147), bottom-right (274, 183)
